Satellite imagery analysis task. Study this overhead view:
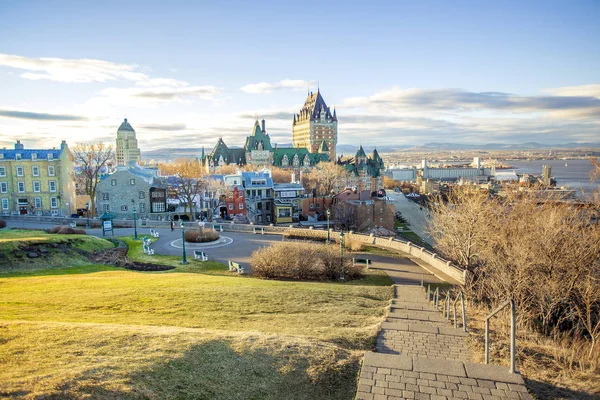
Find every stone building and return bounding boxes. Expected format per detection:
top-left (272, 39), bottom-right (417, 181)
top-left (0, 140), bottom-right (76, 216)
top-left (95, 166), bottom-right (167, 220)
top-left (337, 146), bottom-right (385, 193)
top-left (115, 118), bottom-right (141, 166)
top-left (333, 189), bottom-right (394, 232)
top-left (203, 119), bottom-right (329, 172)
top-left (292, 90), bottom-right (338, 161)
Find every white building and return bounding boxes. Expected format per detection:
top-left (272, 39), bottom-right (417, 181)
top-left (115, 119), bottom-right (141, 166)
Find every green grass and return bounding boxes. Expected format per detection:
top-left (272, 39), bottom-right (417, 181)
top-left (0, 230), bottom-right (394, 399)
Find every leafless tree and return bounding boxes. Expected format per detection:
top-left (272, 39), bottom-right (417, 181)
top-left (160, 159), bottom-right (206, 220)
top-left (71, 142), bottom-right (114, 217)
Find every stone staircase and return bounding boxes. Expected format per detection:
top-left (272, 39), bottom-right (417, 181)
top-left (356, 284), bottom-right (532, 400)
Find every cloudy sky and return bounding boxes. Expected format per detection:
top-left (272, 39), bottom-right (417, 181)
top-left (0, 0), bottom-right (599, 153)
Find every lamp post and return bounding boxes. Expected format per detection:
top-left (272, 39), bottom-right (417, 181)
top-left (326, 209), bottom-right (331, 244)
top-left (180, 220), bottom-right (188, 264)
top-left (339, 230), bottom-right (345, 282)
top-left (133, 206), bottom-right (138, 240)
top-left (85, 202), bottom-right (90, 228)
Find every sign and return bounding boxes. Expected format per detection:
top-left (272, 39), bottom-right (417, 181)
top-left (103, 220), bottom-right (112, 230)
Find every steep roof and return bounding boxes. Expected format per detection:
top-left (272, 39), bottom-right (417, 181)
top-left (356, 145), bottom-right (366, 157)
top-left (117, 118), bottom-right (135, 132)
top-left (244, 120), bottom-right (273, 152)
top-left (0, 140), bottom-right (64, 160)
top-left (295, 90), bottom-right (334, 122)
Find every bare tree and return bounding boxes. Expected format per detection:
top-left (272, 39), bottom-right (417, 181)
top-left (71, 142), bottom-right (114, 217)
top-left (306, 162), bottom-right (350, 196)
top-left (160, 159), bottom-right (206, 220)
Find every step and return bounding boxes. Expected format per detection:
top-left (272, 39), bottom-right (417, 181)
top-left (387, 309), bottom-right (448, 323)
top-left (357, 352), bottom-right (531, 400)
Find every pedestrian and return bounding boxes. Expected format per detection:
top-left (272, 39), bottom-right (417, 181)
top-left (170, 220), bottom-right (174, 231)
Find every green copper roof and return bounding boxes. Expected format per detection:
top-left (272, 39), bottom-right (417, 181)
top-left (117, 118), bottom-right (135, 132)
top-left (356, 145), bottom-right (366, 157)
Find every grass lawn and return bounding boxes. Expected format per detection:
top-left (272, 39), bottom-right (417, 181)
top-left (0, 230), bottom-right (394, 399)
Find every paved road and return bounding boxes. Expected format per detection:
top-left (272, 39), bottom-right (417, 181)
top-left (388, 192), bottom-right (434, 246)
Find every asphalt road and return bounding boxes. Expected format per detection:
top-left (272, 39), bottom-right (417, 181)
top-left (3, 220), bottom-right (443, 285)
top-left (387, 192), bottom-right (434, 246)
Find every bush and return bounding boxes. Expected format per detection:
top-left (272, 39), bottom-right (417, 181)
top-left (284, 230), bottom-right (365, 252)
top-left (48, 226), bottom-right (87, 235)
top-left (0, 220), bottom-right (6, 229)
top-left (251, 242), bottom-right (363, 281)
top-left (184, 228), bottom-right (219, 243)
top-left (345, 237), bottom-right (365, 252)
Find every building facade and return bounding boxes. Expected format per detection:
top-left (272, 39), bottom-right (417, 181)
top-left (241, 170), bottom-right (274, 224)
top-left (273, 182), bottom-right (304, 223)
top-left (337, 146), bottom-right (385, 193)
top-left (292, 90), bottom-right (338, 161)
top-left (116, 118), bottom-right (141, 166)
top-left (0, 140), bottom-right (76, 216)
top-left (95, 166), bottom-right (166, 220)
top-left (225, 185), bottom-right (246, 220)
top-left (333, 189), bottom-right (394, 232)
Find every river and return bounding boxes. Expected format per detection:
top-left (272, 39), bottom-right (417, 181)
top-left (506, 159), bottom-right (598, 195)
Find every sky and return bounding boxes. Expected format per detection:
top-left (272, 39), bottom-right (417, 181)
top-left (0, 0), bottom-right (599, 154)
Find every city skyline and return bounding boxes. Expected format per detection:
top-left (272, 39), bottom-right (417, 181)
top-left (0, 1), bottom-right (599, 151)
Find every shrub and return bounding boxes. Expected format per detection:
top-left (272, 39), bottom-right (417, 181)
top-left (345, 237), bottom-right (364, 252)
top-left (251, 242), bottom-right (363, 281)
top-left (48, 226), bottom-right (87, 235)
top-left (184, 228), bottom-right (219, 243)
top-left (0, 220), bottom-right (6, 229)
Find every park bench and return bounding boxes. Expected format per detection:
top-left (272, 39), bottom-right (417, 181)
top-left (69, 221), bottom-right (77, 228)
top-left (228, 260), bottom-right (245, 274)
top-left (353, 257), bottom-right (371, 269)
top-left (142, 237), bottom-right (155, 255)
top-left (149, 229), bottom-right (160, 238)
top-left (194, 250), bottom-right (208, 261)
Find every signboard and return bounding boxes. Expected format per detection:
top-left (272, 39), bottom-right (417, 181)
top-left (103, 220), bottom-right (112, 230)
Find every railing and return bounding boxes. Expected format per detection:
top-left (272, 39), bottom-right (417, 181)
top-left (485, 298), bottom-right (516, 374)
top-left (440, 290), bottom-right (467, 332)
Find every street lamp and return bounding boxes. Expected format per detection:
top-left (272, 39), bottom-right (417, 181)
top-left (85, 202), bottom-right (90, 228)
top-left (339, 230), bottom-right (345, 282)
top-left (180, 220), bottom-right (188, 264)
top-left (132, 206), bottom-right (138, 240)
top-left (326, 209), bottom-right (331, 244)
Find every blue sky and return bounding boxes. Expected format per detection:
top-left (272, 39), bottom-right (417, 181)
top-left (0, 0), bottom-right (599, 154)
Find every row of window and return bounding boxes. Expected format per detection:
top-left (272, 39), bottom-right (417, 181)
top-left (1, 153), bottom-right (55, 161)
top-left (246, 189), bottom-right (272, 198)
top-left (1, 197), bottom-right (58, 210)
top-left (0, 180), bottom-right (57, 193)
top-left (110, 178), bottom-right (136, 186)
top-left (102, 203), bottom-right (154, 213)
top-left (101, 191), bottom-right (145, 201)
top-left (228, 203), bottom-right (244, 210)
top-left (0, 165), bottom-right (55, 177)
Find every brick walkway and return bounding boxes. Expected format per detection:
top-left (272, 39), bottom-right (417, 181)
top-left (355, 284), bottom-right (531, 400)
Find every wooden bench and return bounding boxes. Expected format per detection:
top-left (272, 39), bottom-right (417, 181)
top-left (149, 229), bottom-right (160, 238)
top-left (194, 250), bottom-right (208, 261)
top-left (142, 237), bottom-right (155, 255)
top-left (353, 257), bottom-right (371, 268)
top-left (228, 260), bottom-right (245, 274)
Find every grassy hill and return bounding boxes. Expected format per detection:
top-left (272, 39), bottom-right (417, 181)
top-left (0, 230), bottom-right (393, 399)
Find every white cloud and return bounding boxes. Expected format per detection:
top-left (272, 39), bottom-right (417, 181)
top-left (240, 79), bottom-right (315, 94)
top-left (543, 84), bottom-right (600, 99)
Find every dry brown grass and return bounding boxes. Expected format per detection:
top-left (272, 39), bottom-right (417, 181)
top-left (48, 226), bottom-right (87, 235)
top-left (466, 302), bottom-right (600, 399)
top-left (184, 228), bottom-right (219, 243)
top-left (251, 242), bottom-right (363, 281)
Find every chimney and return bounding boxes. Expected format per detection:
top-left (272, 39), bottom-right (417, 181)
top-left (14, 140), bottom-right (24, 150)
top-left (261, 119), bottom-right (266, 133)
top-left (61, 140), bottom-right (67, 150)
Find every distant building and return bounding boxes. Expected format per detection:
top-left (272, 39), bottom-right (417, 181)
top-left (0, 140), bottom-right (76, 216)
top-left (241, 170), bottom-right (274, 224)
top-left (115, 118), bottom-right (141, 166)
top-left (292, 90), bottom-right (338, 161)
top-left (300, 196), bottom-right (334, 222)
top-left (224, 185), bottom-right (246, 220)
top-left (337, 146), bottom-right (385, 193)
top-left (203, 119), bottom-right (329, 172)
top-left (333, 188), bottom-right (394, 232)
top-left (273, 182), bottom-right (304, 223)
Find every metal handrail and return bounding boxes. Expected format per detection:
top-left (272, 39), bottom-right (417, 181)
top-left (484, 298), bottom-right (516, 374)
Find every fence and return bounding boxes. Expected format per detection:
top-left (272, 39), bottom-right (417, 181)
top-left (0, 215), bottom-right (468, 284)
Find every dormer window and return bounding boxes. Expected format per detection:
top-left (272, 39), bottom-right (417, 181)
top-left (32, 153), bottom-right (37, 160)
top-left (16, 153), bottom-right (21, 160)
top-left (47, 153), bottom-right (53, 160)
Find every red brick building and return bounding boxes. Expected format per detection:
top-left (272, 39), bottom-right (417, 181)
top-left (225, 185), bottom-right (246, 219)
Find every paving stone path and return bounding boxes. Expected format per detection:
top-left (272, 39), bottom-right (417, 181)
top-left (356, 285), bottom-right (532, 400)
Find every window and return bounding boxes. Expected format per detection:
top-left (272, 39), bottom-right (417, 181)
top-left (152, 202), bottom-right (165, 212)
top-left (130, 179), bottom-right (135, 185)
top-left (0, 182), bottom-right (6, 193)
top-left (229, 204), bottom-right (233, 210)
top-left (1, 198), bottom-right (8, 210)
top-left (266, 189), bottom-right (271, 197)
top-left (0, 167), bottom-right (5, 177)
top-left (121, 205), bottom-right (128, 211)
top-left (251, 190), bottom-right (256, 197)
top-left (48, 166), bottom-right (55, 176)
top-left (33, 181), bottom-right (40, 192)
top-left (139, 203), bottom-right (145, 213)
top-left (111, 179), bottom-right (117, 186)
top-left (239, 203), bottom-right (243, 210)
top-left (51, 210), bottom-right (58, 216)
top-left (257, 202), bottom-right (262, 210)
top-left (266, 202), bottom-right (270, 211)
top-left (310, 203), bottom-right (314, 210)
top-left (103, 193), bottom-right (110, 200)
top-left (139, 191), bottom-right (145, 199)
top-left (34, 198), bottom-right (42, 208)
top-left (32, 153), bottom-right (37, 160)
top-left (16, 166), bottom-right (23, 176)
top-left (47, 153), bottom-right (53, 160)
top-left (316, 203), bottom-right (320, 209)
top-left (103, 204), bottom-right (110, 212)
top-left (49, 180), bottom-right (56, 192)
top-left (50, 197), bottom-right (58, 208)
top-left (16, 153), bottom-right (21, 160)
top-left (32, 166), bottom-right (39, 176)
top-left (18, 182), bottom-right (25, 192)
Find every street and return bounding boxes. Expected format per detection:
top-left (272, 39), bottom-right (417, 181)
top-left (387, 191), bottom-right (434, 246)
